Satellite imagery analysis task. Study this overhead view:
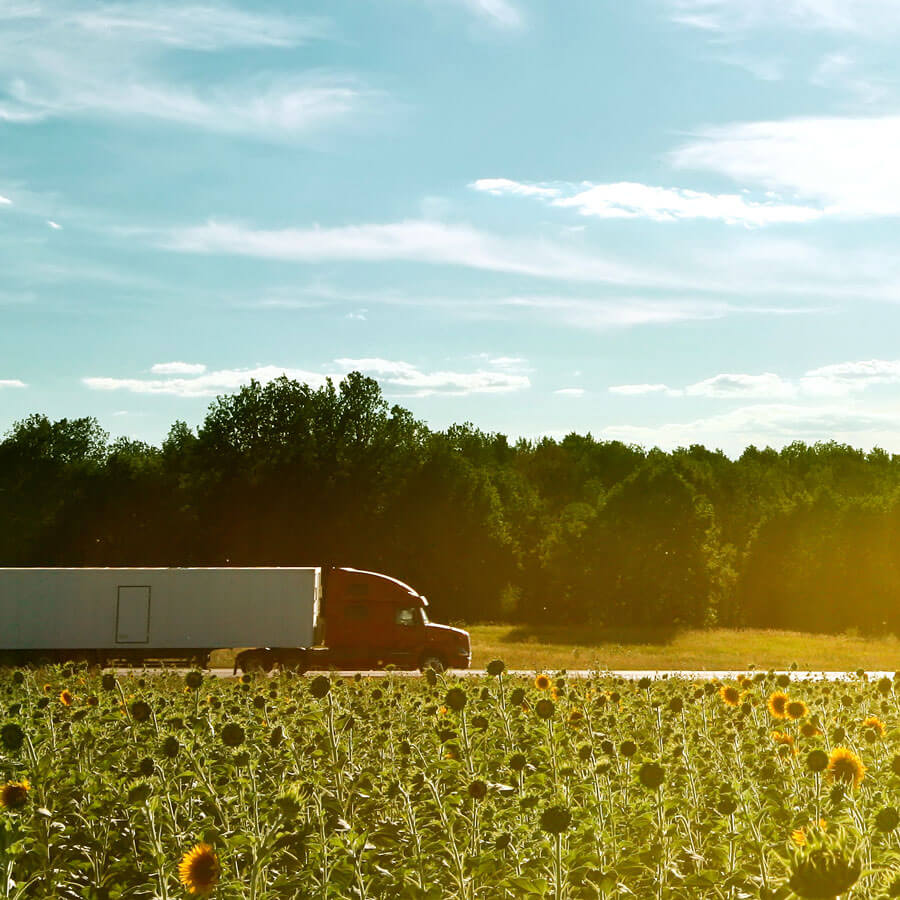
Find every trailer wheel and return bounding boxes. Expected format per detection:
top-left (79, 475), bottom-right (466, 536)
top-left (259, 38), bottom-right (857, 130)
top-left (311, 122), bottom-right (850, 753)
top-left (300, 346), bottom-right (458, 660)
top-left (240, 650), bottom-right (274, 674)
top-left (420, 654), bottom-right (446, 674)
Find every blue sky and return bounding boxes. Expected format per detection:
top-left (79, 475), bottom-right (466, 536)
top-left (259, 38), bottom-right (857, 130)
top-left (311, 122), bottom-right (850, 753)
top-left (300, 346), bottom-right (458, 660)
top-left (4, 0), bottom-right (900, 455)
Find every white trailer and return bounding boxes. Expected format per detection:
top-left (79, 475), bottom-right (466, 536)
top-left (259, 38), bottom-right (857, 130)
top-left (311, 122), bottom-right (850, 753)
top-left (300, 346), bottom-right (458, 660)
top-left (0, 567), bottom-right (321, 665)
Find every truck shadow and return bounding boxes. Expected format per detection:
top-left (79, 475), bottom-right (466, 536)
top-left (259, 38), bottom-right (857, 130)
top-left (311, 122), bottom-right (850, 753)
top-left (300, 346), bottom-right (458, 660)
top-left (496, 624), bottom-right (681, 646)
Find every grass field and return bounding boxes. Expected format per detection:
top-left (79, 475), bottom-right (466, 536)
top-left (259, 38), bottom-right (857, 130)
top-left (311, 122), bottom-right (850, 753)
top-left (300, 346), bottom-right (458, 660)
top-left (464, 624), bottom-right (900, 671)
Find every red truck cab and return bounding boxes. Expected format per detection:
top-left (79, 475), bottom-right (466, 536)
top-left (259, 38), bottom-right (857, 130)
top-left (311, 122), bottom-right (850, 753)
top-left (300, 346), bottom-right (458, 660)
top-left (320, 567), bottom-right (471, 672)
top-left (236, 566), bottom-right (471, 673)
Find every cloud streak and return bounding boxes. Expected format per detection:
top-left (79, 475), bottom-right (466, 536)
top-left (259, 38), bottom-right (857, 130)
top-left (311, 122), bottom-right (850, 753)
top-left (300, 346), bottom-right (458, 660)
top-left (454, 0), bottom-right (523, 28)
top-left (472, 177), bottom-right (822, 226)
top-left (161, 219), bottom-right (660, 285)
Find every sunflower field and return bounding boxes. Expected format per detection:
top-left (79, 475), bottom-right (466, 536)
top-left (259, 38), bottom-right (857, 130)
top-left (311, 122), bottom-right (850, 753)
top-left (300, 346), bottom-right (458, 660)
top-left (1, 664), bottom-right (899, 899)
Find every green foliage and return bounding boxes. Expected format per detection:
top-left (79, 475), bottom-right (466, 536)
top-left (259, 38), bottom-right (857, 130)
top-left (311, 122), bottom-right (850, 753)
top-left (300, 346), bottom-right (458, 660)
top-left (5, 374), bottom-right (900, 630)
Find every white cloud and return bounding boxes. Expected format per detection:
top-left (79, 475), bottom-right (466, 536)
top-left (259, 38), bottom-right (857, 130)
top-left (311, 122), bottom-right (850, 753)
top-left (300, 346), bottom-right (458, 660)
top-left (671, 116), bottom-right (900, 218)
top-left (335, 357), bottom-right (530, 396)
top-left (611, 360), bottom-right (900, 403)
top-left (554, 388), bottom-right (585, 396)
top-left (472, 178), bottom-right (560, 199)
top-left (486, 355), bottom-right (528, 370)
top-left (84, 366), bottom-right (328, 398)
top-left (162, 219), bottom-right (659, 286)
top-left (665, 0), bottom-right (900, 36)
top-left (610, 383), bottom-right (681, 396)
top-left (46, 220), bottom-right (61, 229)
top-left (604, 402), bottom-right (900, 455)
top-left (684, 372), bottom-right (796, 398)
top-left (473, 177), bottom-right (822, 226)
top-left (85, 357), bottom-right (531, 400)
top-left (150, 361), bottom-right (207, 375)
top-left (0, 195), bottom-right (10, 205)
top-left (0, 2), bottom-right (369, 139)
top-left (0, 379), bottom-right (26, 389)
top-left (555, 182), bottom-right (821, 225)
top-left (801, 359), bottom-right (900, 395)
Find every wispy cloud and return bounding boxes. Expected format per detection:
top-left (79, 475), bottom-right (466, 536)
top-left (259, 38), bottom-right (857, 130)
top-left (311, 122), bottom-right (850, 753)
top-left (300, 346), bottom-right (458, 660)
top-left (810, 52), bottom-right (889, 105)
top-left (0, 196), bottom-right (11, 206)
top-left (0, 379), bottom-right (26, 389)
top-left (472, 177), bottom-right (822, 226)
top-left (501, 295), bottom-right (810, 329)
top-left (664, 0), bottom-right (900, 36)
top-left (0, 2), bottom-right (371, 139)
top-left (671, 116), bottom-right (900, 218)
top-left (66, 3), bottom-right (327, 49)
top-left (444, 0), bottom-right (523, 28)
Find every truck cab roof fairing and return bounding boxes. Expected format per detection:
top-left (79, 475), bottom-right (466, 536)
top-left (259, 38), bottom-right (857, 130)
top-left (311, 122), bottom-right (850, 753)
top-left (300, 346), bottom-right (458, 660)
top-left (337, 567), bottom-right (421, 600)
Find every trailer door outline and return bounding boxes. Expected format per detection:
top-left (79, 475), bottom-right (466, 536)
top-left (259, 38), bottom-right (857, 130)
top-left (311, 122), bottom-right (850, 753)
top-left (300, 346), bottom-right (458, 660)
top-left (116, 586), bottom-right (151, 643)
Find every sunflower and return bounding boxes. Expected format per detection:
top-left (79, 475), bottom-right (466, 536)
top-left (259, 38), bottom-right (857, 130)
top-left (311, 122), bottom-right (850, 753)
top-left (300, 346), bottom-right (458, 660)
top-left (59, 690), bottom-right (73, 707)
top-left (0, 779), bottom-right (30, 809)
top-left (719, 685), bottom-right (741, 707)
top-left (772, 731), bottom-right (797, 755)
top-left (178, 843), bottom-right (220, 896)
top-left (827, 747), bottom-right (866, 789)
top-left (791, 820), bottom-right (827, 846)
top-left (862, 715), bottom-right (886, 737)
top-left (567, 708), bottom-right (584, 727)
top-left (786, 700), bottom-right (808, 720)
top-left (767, 692), bottom-right (790, 719)
top-left (534, 674), bottom-right (551, 691)
top-left (800, 722), bottom-right (823, 739)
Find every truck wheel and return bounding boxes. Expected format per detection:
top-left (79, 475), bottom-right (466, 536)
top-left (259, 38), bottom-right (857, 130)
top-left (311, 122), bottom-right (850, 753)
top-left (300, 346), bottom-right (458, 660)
top-left (420, 654), bottom-right (446, 674)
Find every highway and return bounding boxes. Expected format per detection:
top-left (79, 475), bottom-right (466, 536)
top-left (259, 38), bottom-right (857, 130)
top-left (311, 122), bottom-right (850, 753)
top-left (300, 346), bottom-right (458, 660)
top-left (117, 667), bottom-right (889, 680)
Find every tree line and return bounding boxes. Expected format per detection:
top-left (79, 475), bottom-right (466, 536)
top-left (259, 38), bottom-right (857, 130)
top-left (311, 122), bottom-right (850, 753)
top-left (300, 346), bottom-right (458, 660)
top-left (3, 373), bottom-right (900, 634)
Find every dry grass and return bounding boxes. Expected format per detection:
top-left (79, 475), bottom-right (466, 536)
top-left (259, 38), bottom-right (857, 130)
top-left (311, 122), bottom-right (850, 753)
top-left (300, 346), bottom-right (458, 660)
top-left (467, 624), bottom-right (900, 672)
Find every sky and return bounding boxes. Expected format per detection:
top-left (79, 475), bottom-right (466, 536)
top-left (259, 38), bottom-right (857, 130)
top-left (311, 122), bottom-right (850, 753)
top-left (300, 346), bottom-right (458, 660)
top-left (4, 0), bottom-right (900, 456)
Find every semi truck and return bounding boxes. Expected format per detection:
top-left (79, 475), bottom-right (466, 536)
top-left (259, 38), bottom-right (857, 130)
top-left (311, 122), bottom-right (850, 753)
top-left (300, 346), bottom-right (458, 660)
top-left (0, 566), bottom-right (472, 673)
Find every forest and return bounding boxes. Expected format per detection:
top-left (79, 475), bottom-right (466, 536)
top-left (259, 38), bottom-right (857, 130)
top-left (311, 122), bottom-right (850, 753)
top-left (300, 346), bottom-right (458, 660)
top-left (2, 372), bottom-right (899, 635)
